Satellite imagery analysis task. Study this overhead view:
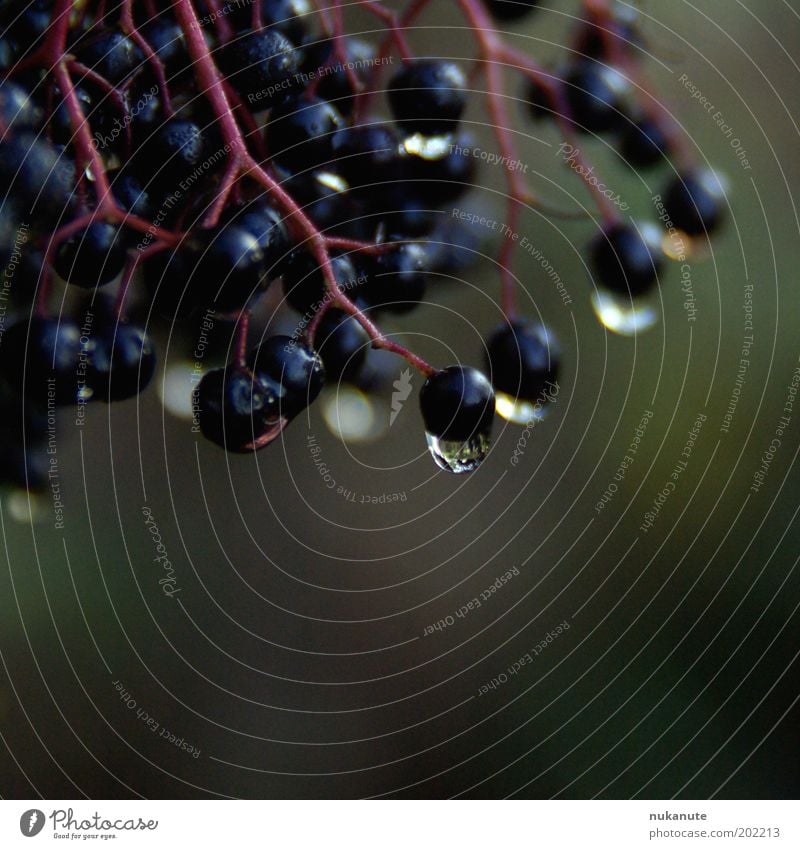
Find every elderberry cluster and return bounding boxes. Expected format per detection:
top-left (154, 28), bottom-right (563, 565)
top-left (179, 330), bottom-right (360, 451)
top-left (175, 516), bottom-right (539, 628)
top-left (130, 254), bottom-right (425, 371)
top-left (0, 0), bottom-right (727, 489)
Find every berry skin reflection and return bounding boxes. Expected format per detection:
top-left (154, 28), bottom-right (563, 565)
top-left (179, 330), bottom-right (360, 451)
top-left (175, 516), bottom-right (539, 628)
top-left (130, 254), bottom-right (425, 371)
top-left (0, 0), bottom-right (726, 489)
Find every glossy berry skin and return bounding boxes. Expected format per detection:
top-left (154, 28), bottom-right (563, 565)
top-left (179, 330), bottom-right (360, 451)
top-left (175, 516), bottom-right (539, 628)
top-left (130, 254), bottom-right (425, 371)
top-left (0, 133), bottom-right (75, 224)
top-left (110, 169), bottom-right (155, 222)
top-left (419, 366), bottom-right (495, 442)
top-left (135, 119), bottom-right (208, 190)
top-left (248, 335), bottom-right (325, 419)
top-left (196, 366), bottom-right (280, 452)
top-left (401, 145), bottom-right (477, 205)
top-left (486, 0), bottom-right (541, 21)
top-left (1, 317), bottom-right (83, 404)
top-left (315, 309), bottom-right (369, 381)
top-left (366, 241), bottom-right (430, 313)
top-left (88, 324), bottom-right (156, 402)
top-left (662, 171), bottom-right (725, 236)
top-left (186, 225), bottom-right (266, 313)
top-left (282, 251), bottom-right (360, 315)
top-left (140, 19), bottom-right (190, 78)
top-left (76, 30), bottom-right (143, 86)
top-left (486, 320), bottom-right (559, 402)
top-left (218, 29), bottom-right (302, 108)
top-left (222, 200), bottom-right (290, 272)
top-left (590, 223), bottom-right (663, 297)
top-left (331, 123), bottom-right (402, 190)
top-left (565, 63), bottom-right (628, 134)
top-left (266, 96), bottom-right (344, 172)
top-left (230, 0), bottom-right (312, 44)
top-left (0, 80), bottom-right (40, 131)
top-left (388, 60), bottom-right (467, 137)
top-left (54, 222), bottom-right (127, 288)
top-left (314, 39), bottom-right (375, 115)
top-left (621, 118), bottom-right (668, 167)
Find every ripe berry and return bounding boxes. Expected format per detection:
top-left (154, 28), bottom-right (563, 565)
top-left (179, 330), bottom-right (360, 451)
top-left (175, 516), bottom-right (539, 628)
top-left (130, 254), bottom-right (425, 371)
top-left (75, 30), bottom-right (143, 86)
top-left (0, 132), bottom-right (76, 224)
top-left (222, 199), bottom-right (290, 272)
top-left (54, 221), bottom-right (127, 288)
top-left (486, 319), bottom-right (559, 410)
top-left (365, 241), bottom-right (430, 313)
top-left (186, 225), bottom-right (266, 313)
top-left (486, 0), bottom-right (541, 21)
top-left (419, 365), bottom-right (495, 473)
top-left (315, 309), bottom-right (369, 381)
top-left (401, 143), bottom-right (477, 205)
top-left (231, 0), bottom-right (313, 44)
top-left (248, 335), bottom-right (325, 419)
top-left (88, 323), bottom-right (157, 402)
top-left (662, 170), bottom-right (726, 236)
top-left (110, 169), bottom-right (155, 222)
top-left (218, 29), bottom-right (302, 108)
top-left (590, 222), bottom-right (663, 297)
top-left (140, 18), bottom-right (191, 79)
top-left (565, 62), bottom-right (629, 134)
top-left (266, 95), bottom-right (344, 172)
top-left (314, 39), bottom-right (374, 115)
top-left (0, 80), bottom-right (40, 131)
top-left (388, 60), bottom-right (467, 136)
top-left (281, 168), bottom-right (356, 231)
top-left (195, 366), bottom-right (280, 452)
top-left (282, 251), bottom-right (360, 315)
top-left (331, 123), bottom-right (402, 190)
top-left (620, 118), bottom-right (669, 167)
top-left (1, 317), bottom-right (83, 404)
top-left (134, 118), bottom-right (209, 190)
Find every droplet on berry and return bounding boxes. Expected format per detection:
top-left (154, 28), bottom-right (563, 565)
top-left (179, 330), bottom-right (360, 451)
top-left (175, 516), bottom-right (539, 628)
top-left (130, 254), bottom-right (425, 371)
top-left (590, 289), bottom-right (659, 336)
top-left (419, 365), bottom-right (495, 473)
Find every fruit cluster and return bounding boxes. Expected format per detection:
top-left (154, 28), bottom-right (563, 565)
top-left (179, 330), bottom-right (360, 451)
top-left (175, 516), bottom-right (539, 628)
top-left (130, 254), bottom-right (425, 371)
top-left (0, 0), bottom-right (727, 487)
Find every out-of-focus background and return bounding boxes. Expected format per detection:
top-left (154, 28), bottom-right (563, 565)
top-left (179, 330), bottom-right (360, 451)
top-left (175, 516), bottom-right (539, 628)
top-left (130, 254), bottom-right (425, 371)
top-left (1, 0), bottom-right (799, 798)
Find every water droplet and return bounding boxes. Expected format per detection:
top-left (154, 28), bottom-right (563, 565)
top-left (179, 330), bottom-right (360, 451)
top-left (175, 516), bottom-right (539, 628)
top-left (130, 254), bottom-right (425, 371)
top-left (425, 430), bottom-right (491, 474)
top-left (591, 289), bottom-right (659, 336)
top-left (316, 170), bottom-right (349, 193)
top-left (495, 392), bottom-right (550, 426)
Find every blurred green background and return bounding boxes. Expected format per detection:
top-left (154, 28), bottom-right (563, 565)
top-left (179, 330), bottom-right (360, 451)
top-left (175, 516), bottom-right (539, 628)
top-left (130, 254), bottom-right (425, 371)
top-left (1, 0), bottom-right (799, 798)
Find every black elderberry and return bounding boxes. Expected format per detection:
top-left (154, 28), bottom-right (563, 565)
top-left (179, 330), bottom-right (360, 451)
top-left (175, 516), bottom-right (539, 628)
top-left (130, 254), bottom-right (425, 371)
top-left (315, 309), bottom-right (369, 381)
top-left (88, 324), bottom-right (157, 402)
top-left (231, 0), bottom-right (313, 45)
top-left (0, 317), bottom-right (83, 404)
top-left (54, 221), bottom-right (128, 288)
top-left (0, 80), bottom-right (41, 132)
top-left (196, 366), bottom-right (281, 452)
top-left (486, 319), bottom-right (559, 411)
top-left (388, 60), bottom-right (467, 137)
top-left (282, 251), bottom-right (361, 315)
top-left (364, 240), bottom-right (430, 313)
top-left (248, 335), bottom-right (325, 419)
top-left (134, 118), bottom-right (210, 192)
top-left (419, 365), bottom-right (495, 473)
top-left (590, 222), bottom-right (663, 297)
top-left (75, 30), bottom-right (144, 86)
top-left (186, 225), bottom-right (266, 313)
top-left (265, 95), bottom-right (344, 172)
top-left (331, 123), bottom-right (403, 191)
top-left (486, 0), bottom-right (541, 21)
top-left (218, 29), bottom-right (303, 109)
top-left (314, 39), bottom-right (374, 116)
top-left (110, 169), bottom-right (156, 222)
top-left (401, 142), bottom-right (477, 205)
top-left (662, 171), bottom-right (726, 236)
top-left (222, 200), bottom-right (290, 272)
top-left (565, 62), bottom-right (629, 134)
top-left (620, 118), bottom-right (669, 168)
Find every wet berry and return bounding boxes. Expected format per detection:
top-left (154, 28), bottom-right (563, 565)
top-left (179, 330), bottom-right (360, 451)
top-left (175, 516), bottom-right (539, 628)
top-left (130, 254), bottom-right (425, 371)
top-left (54, 221), bottom-right (128, 288)
top-left (486, 320), bottom-right (559, 403)
top-left (88, 323), bottom-right (157, 402)
top-left (590, 222), bottom-right (663, 297)
top-left (388, 60), bottom-right (467, 136)
top-left (266, 95), bottom-right (344, 172)
top-left (248, 335), bottom-right (325, 419)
